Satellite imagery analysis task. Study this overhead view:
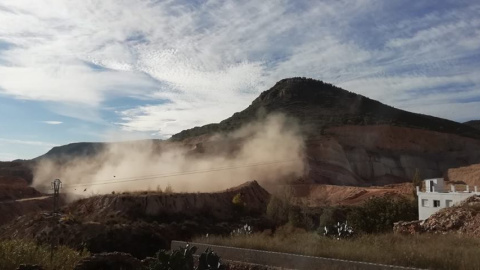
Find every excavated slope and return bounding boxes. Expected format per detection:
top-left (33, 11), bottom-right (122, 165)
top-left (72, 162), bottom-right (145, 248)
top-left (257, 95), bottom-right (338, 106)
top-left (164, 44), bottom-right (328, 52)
top-left (65, 180), bottom-right (269, 221)
top-left (0, 181), bottom-right (271, 258)
top-left (447, 163), bottom-right (480, 187)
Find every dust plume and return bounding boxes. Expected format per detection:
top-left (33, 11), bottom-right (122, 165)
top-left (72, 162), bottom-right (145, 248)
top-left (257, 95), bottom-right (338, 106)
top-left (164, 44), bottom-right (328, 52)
top-left (32, 114), bottom-right (306, 197)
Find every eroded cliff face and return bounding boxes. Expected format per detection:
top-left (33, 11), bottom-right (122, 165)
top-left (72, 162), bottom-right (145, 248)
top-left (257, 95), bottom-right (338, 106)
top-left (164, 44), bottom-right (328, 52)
top-left (66, 180), bottom-right (270, 221)
top-left (303, 125), bottom-right (480, 185)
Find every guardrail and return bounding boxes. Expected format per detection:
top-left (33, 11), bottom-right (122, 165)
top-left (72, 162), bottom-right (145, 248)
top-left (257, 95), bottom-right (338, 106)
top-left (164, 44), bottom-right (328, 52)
top-left (171, 241), bottom-right (422, 270)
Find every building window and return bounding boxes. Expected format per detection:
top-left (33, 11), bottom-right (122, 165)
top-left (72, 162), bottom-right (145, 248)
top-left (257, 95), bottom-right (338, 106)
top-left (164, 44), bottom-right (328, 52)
top-left (433, 200), bottom-right (440, 207)
top-left (446, 200), bottom-right (453, 207)
top-left (422, 199), bottom-right (429, 207)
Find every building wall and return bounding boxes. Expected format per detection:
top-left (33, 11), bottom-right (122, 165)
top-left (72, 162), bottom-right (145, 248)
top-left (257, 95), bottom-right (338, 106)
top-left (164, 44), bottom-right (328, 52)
top-left (417, 191), bottom-right (476, 220)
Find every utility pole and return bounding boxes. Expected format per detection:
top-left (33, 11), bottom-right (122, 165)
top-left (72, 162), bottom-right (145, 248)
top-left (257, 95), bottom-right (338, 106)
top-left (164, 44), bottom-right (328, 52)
top-left (50, 179), bottom-right (62, 266)
top-left (51, 179), bottom-right (62, 214)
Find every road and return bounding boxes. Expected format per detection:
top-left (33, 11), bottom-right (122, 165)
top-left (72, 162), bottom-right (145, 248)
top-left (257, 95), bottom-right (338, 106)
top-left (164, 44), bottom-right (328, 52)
top-left (0, 195), bottom-right (52, 204)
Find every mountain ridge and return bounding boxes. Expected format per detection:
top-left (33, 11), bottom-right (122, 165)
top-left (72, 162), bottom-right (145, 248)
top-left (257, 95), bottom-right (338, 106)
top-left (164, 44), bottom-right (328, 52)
top-left (171, 77), bottom-right (480, 141)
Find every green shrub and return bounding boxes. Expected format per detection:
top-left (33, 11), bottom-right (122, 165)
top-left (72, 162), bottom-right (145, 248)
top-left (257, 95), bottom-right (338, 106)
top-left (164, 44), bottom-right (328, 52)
top-left (347, 195), bottom-right (417, 233)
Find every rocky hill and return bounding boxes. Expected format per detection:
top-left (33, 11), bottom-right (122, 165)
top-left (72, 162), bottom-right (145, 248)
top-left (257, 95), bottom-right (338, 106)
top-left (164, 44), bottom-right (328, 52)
top-left (172, 78), bottom-right (480, 140)
top-left (171, 78), bottom-right (480, 185)
top-left (2, 78), bottom-right (480, 188)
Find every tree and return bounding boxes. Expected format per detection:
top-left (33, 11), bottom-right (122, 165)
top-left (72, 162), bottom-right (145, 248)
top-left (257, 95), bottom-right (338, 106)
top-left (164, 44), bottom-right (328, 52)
top-left (412, 169), bottom-right (422, 199)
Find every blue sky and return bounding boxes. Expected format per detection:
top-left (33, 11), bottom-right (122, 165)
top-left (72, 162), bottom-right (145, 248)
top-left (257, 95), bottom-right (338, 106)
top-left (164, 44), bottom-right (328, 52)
top-left (0, 0), bottom-right (479, 160)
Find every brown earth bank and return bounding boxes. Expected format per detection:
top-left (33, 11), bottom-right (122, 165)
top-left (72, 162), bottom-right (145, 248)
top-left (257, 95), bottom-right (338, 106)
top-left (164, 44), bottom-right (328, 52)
top-left (394, 195), bottom-right (480, 237)
top-left (0, 181), bottom-right (273, 259)
top-left (447, 163), bottom-right (480, 187)
top-left (286, 182), bottom-right (413, 207)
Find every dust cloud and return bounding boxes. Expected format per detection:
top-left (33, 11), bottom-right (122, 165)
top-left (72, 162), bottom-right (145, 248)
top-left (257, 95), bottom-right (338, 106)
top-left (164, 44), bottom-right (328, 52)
top-left (32, 114), bottom-right (306, 197)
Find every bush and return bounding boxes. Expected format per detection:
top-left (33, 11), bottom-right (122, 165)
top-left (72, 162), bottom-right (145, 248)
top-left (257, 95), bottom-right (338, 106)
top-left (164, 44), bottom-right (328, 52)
top-left (149, 245), bottom-right (225, 270)
top-left (232, 193), bottom-right (246, 213)
top-left (347, 196), bottom-right (417, 233)
top-left (0, 239), bottom-right (88, 270)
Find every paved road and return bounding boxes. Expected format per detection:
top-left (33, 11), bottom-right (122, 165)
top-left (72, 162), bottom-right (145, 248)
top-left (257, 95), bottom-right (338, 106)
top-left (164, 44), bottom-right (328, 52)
top-left (172, 241), bottom-right (423, 270)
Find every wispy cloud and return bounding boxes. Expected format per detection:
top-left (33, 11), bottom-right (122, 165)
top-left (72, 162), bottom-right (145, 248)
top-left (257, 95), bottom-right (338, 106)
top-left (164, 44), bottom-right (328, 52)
top-left (41, 121), bottom-right (62, 125)
top-left (0, 0), bottom-right (479, 138)
top-left (0, 137), bottom-right (57, 147)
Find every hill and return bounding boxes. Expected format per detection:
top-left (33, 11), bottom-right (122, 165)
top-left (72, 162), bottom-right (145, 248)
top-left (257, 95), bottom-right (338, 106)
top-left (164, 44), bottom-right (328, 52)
top-left (465, 120), bottom-right (480, 131)
top-left (172, 78), bottom-right (480, 140)
top-left (2, 78), bottom-right (480, 188)
top-left (170, 78), bottom-right (480, 185)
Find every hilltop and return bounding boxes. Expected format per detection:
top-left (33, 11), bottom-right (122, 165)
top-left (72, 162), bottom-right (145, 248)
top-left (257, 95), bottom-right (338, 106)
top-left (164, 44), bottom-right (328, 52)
top-left (172, 78), bottom-right (480, 140)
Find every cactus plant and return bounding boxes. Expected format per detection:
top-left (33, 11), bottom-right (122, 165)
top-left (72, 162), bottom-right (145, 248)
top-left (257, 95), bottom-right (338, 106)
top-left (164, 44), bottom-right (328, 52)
top-left (149, 244), bottom-right (225, 270)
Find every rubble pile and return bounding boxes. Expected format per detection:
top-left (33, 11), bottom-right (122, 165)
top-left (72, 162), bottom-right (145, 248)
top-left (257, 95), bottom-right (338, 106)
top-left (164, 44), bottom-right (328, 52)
top-left (394, 195), bottom-right (480, 237)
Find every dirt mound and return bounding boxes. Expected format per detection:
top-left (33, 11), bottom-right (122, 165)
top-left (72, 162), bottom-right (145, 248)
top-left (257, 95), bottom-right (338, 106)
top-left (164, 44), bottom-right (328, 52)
top-left (394, 195), bottom-right (480, 237)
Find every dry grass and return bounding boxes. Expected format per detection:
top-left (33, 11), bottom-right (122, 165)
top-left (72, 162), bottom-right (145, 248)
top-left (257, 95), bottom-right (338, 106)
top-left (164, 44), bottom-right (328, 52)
top-left (0, 239), bottom-right (89, 270)
top-left (194, 226), bottom-right (480, 269)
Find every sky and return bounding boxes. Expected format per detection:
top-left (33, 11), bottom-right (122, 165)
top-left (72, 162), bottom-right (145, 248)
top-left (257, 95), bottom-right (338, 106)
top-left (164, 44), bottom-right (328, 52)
top-left (0, 0), bottom-right (479, 160)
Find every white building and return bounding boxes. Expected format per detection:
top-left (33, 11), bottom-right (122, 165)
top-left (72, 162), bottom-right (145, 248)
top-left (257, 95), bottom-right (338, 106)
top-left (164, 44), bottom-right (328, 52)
top-left (417, 178), bottom-right (479, 220)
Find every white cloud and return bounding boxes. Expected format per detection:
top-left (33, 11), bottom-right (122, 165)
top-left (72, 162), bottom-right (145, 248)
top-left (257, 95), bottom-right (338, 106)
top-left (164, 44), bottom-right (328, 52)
top-left (42, 121), bottom-right (62, 125)
top-left (0, 137), bottom-right (57, 147)
top-left (0, 0), bottom-right (479, 137)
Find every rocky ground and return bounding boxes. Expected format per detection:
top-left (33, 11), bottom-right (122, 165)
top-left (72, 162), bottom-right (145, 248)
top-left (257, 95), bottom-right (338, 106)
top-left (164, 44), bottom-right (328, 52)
top-left (394, 195), bottom-right (480, 236)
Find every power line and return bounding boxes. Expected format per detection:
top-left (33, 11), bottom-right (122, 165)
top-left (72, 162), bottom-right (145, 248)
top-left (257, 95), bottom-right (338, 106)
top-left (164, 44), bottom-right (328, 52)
top-left (59, 158), bottom-right (301, 189)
